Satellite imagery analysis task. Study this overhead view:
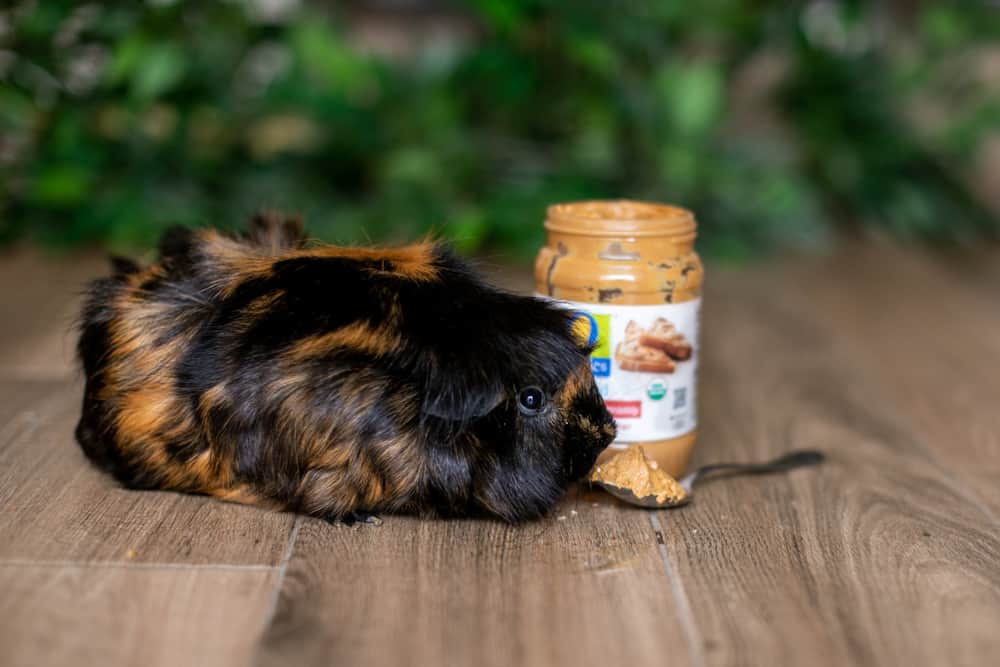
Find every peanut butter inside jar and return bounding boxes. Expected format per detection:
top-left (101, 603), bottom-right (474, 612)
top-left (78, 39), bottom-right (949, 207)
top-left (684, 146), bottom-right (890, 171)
top-left (534, 200), bottom-right (704, 477)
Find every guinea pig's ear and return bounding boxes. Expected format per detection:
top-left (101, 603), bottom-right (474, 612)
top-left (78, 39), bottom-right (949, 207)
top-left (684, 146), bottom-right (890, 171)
top-left (420, 372), bottom-right (505, 422)
top-left (565, 309), bottom-right (600, 355)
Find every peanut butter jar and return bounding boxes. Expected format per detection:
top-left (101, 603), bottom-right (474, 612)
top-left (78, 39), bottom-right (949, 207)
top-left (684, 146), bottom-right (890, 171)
top-left (534, 200), bottom-right (704, 477)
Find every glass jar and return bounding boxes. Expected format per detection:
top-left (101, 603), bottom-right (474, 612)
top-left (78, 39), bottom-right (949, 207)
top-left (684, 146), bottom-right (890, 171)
top-left (534, 200), bottom-right (704, 476)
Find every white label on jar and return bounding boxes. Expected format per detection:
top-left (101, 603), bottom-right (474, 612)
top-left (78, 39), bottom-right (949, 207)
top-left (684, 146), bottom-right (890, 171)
top-left (541, 297), bottom-right (700, 442)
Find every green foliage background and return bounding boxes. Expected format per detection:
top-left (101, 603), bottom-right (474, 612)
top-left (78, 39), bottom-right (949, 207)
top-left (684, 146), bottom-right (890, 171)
top-left (1, 0), bottom-right (998, 259)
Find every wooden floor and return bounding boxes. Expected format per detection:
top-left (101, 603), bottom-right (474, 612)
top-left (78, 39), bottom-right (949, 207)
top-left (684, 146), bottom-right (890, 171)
top-left (1, 242), bottom-right (999, 667)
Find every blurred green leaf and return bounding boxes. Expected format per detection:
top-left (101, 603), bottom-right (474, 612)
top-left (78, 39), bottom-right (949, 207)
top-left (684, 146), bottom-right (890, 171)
top-left (920, 6), bottom-right (966, 49)
top-left (30, 165), bottom-right (92, 206)
top-left (0, 87), bottom-right (35, 127)
top-left (566, 37), bottom-right (619, 76)
top-left (471, 0), bottom-right (525, 35)
top-left (2, 0), bottom-right (997, 259)
top-left (442, 207), bottom-right (489, 253)
top-left (292, 19), bottom-right (378, 102)
top-left (131, 43), bottom-right (187, 100)
top-left (105, 34), bottom-right (147, 87)
top-left (656, 64), bottom-right (725, 137)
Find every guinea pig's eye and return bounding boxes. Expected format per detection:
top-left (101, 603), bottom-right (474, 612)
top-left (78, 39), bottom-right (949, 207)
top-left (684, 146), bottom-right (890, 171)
top-left (518, 386), bottom-right (545, 414)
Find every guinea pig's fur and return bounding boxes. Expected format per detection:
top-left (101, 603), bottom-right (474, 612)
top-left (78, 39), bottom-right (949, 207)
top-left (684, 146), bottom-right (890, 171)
top-left (75, 213), bottom-right (616, 523)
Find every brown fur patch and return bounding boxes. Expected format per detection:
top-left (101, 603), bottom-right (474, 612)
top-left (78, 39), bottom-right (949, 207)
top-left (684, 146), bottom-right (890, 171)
top-left (197, 383), bottom-right (229, 416)
top-left (372, 436), bottom-right (427, 499)
top-left (112, 381), bottom-right (238, 493)
top-left (285, 321), bottom-right (402, 362)
top-left (198, 230), bottom-right (275, 296)
top-left (225, 291), bottom-right (286, 337)
top-left (558, 362), bottom-right (593, 409)
top-left (211, 485), bottom-right (266, 506)
top-left (186, 450), bottom-right (221, 485)
top-left (305, 242), bottom-right (439, 282)
top-left (199, 234), bottom-right (438, 298)
top-left (115, 384), bottom-right (176, 441)
top-left (296, 432), bottom-right (426, 515)
top-left (296, 468), bottom-right (359, 516)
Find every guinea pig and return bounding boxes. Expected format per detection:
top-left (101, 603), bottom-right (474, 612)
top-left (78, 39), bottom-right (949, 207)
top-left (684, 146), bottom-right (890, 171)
top-left (75, 212), bottom-right (616, 524)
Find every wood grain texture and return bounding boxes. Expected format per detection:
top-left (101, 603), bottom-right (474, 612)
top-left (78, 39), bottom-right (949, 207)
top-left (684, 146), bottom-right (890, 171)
top-left (3, 246), bottom-right (1000, 667)
top-left (0, 378), bottom-right (295, 565)
top-left (0, 249), bottom-right (103, 380)
top-left (0, 563), bottom-right (278, 667)
top-left (256, 495), bottom-right (695, 667)
top-left (658, 259), bottom-right (1000, 667)
top-left (768, 243), bottom-right (1000, 516)
top-left (935, 245), bottom-right (1000, 297)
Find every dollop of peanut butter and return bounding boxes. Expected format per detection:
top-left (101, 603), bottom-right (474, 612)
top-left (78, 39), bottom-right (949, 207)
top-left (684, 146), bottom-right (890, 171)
top-left (590, 445), bottom-right (687, 504)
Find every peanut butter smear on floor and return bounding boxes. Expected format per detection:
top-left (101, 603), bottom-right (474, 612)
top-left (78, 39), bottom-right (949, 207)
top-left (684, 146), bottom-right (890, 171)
top-left (589, 445), bottom-right (687, 504)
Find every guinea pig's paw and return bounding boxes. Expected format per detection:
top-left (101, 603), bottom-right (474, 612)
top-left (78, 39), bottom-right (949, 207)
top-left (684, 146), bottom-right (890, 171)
top-left (322, 511), bottom-right (383, 527)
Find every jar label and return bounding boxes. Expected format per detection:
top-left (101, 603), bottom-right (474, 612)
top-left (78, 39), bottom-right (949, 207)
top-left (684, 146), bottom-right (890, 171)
top-left (542, 297), bottom-right (700, 442)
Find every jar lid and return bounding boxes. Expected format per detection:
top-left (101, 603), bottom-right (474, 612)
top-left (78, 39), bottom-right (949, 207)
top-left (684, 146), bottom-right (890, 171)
top-left (545, 199), bottom-right (696, 239)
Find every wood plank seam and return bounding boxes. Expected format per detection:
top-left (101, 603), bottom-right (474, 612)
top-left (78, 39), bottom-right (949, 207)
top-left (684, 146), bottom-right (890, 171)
top-left (0, 560), bottom-right (280, 572)
top-left (254, 516), bottom-right (303, 643)
top-left (649, 513), bottom-right (706, 667)
top-left (0, 562), bottom-right (280, 667)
